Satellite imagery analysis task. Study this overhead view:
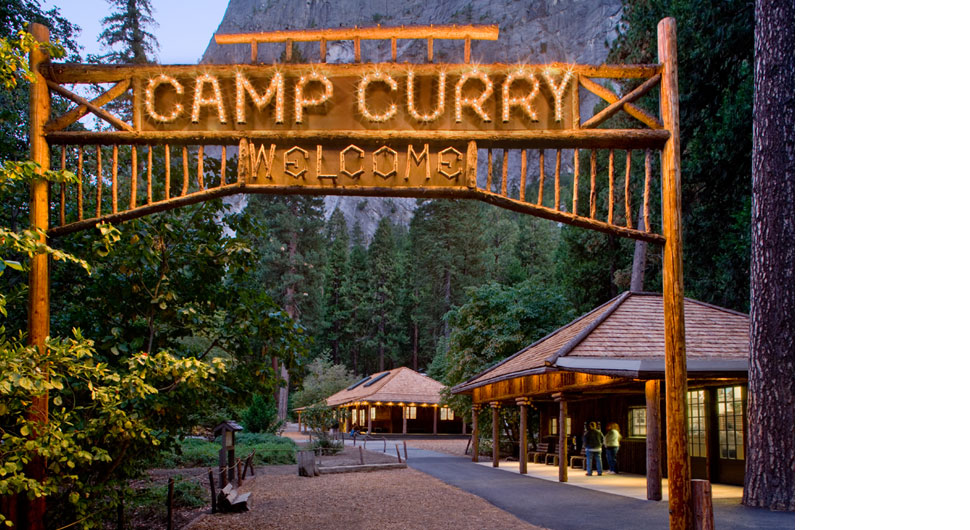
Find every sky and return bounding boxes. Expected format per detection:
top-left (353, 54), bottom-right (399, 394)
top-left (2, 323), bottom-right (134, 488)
top-left (41, 0), bottom-right (230, 64)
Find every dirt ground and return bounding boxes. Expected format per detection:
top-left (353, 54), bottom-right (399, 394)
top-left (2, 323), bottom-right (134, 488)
top-left (185, 445), bottom-right (543, 530)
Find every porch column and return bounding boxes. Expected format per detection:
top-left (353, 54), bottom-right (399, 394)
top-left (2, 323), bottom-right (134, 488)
top-left (516, 398), bottom-right (531, 474)
top-left (433, 404), bottom-right (438, 434)
top-left (553, 393), bottom-right (569, 482)
top-left (402, 404), bottom-right (408, 435)
top-left (462, 419), bottom-right (467, 434)
top-left (646, 380), bottom-right (663, 501)
top-left (366, 403), bottom-right (372, 433)
top-left (491, 402), bottom-right (500, 467)
top-left (471, 405), bottom-right (480, 462)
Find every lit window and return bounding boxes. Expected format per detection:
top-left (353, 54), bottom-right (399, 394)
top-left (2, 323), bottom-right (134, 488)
top-left (628, 407), bottom-right (646, 437)
top-left (405, 406), bottom-right (417, 420)
top-left (550, 417), bottom-right (558, 435)
top-left (717, 386), bottom-right (744, 460)
top-left (440, 407), bottom-right (455, 420)
top-left (688, 390), bottom-right (706, 457)
top-left (370, 407), bottom-right (376, 420)
top-left (352, 409), bottom-right (358, 424)
top-left (566, 417), bottom-right (572, 435)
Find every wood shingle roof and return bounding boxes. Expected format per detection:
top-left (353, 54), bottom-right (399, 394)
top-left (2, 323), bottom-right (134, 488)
top-left (452, 292), bottom-right (749, 393)
top-left (326, 366), bottom-right (446, 406)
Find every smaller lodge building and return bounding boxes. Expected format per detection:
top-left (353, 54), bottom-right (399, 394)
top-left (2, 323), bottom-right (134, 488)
top-left (324, 366), bottom-right (464, 435)
top-left (452, 291), bottom-right (749, 492)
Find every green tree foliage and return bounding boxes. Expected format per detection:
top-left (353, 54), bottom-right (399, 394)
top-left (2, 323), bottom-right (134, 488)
top-left (609, 0), bottom-right (754, 312)
top-left (290, 358), bottom-right (354, 409)
top-left (429, 281), bottom-right (575, 421)
top-left (98, 0), bottom-right (158, 64)
top-left (367, 217), bottom-right (405, 371)
top-left (239, 394), bottom-right (281, 433)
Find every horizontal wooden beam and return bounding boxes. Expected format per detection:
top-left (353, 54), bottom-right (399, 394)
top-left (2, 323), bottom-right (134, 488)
top-left (578, 76), bottom-right (663, 129)
top-left (45, 128), bottom-right (670, 150)
top-left (45, 80), bottom-right (133, 132)
top-left (582, 74), bottom-right (662, 129)
top-left (213, 25), bottom-right (500, 45)
top-left (44, 62), bottom-right (662, 84)
top-left (46, 79), bottom-right (130, 133)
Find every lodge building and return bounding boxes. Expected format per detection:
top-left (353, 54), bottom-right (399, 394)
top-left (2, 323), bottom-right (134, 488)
top-left (325, 366), bottom-right (464, 435)
top-left (451, 291), bottom-right (749, 489)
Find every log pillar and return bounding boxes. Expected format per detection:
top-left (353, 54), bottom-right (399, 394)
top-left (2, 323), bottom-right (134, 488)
top-left (491, 402), bottom-right (500, 467)
top-left (24, 23), bottom-right (51, 530)
top-left (433, 405), bottom-right (438, 435)
top-left (659, 17), bottom-right (690, 530)
top-left (471, 406), bottom-right (480, 462)
top-left (646, 380), bottom-right (663, 501)
top-left (366, 403), bottom-right (372, 433)
top-left (553, 393), bottom-right (569, 482)
top-left (402, 404), bottom-right (408, 435)
top-left (516, 398), bottom-right (530, 474)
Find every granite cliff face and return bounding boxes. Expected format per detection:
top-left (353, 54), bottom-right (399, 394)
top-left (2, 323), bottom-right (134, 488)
top-left (202, 0), bottom-right (624, 239)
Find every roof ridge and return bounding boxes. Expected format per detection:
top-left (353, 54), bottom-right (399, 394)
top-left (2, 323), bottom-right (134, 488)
top-left (544, 291), bottom-right (631, 365)
top-left (627, 291), bottom-right (749, 318)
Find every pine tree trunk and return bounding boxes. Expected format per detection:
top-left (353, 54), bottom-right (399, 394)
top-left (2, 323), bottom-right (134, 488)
top-left (744, 0), bottom-right (795, 512)
top-left (412, 322), bottom-right (419, 370)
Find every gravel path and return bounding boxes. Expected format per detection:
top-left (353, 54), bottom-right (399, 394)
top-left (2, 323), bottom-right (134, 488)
top-left (186, 463), bottom-right (544, 530)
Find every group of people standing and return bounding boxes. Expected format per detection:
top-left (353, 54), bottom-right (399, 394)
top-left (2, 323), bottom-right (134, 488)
top-left (582, 421), bottom-right (622, 476)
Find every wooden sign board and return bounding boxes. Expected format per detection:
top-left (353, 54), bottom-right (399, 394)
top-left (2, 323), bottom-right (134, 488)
top-left (241, 139), bottom-right (477, 191)
top-left (139, 66), bottom-right (576, 134)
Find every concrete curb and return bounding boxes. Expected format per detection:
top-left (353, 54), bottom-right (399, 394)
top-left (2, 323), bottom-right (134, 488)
top-left (315, 463), bottom-right (408, 475)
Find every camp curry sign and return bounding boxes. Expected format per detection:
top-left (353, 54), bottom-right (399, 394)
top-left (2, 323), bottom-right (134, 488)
top-left (25, 21), bottom-right (697, 530)
top-left (141, 66), bottom-right (573, 188)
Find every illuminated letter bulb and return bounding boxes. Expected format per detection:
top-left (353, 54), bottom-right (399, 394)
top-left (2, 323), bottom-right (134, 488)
top-left (502, 68), bottom-right (540, 122)
top-left (145, 74), bottom-right (184, 122)
top-left (454, 69), bottom-right (493, 123)
top-left (294, 72), bottom-right (334, 123)
top-left (235, 72), bottom-right (285, 124)
top-left (406, 70), bottom-right (446, 123)
top-left (357, 71), bottom-right (398, 122)
top-left (542, 69), bottom-right (574, 123)
top-left (191, 73), bottom-right (227, 124)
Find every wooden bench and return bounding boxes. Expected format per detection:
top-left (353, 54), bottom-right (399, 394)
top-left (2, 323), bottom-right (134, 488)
top-left (528, 443), bottom-right (550, 463)
top-left (569, 454), bottom-right (586, 469)
top-left (217, 483), bottom-right (250, 513)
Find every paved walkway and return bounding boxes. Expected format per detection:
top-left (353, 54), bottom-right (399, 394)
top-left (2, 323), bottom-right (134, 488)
top-left (384, 448), bottom-right (794, 530)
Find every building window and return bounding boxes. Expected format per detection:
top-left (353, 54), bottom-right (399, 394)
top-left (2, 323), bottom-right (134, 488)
top-left (550, 417), bottom-right (558, 435)
top-left (440, 407), bottom-right (454, 421)
top-left (717, 386), bottom-right (744, 460)
top-left (370, 407), bottom-right (376, 420)
top-left (352, 409), bottom-right (358, 424)
top-left (566, 417), bottom-right (572, 435)
top-left (405, 406), bottom-right (417, 420)
top-left (628, 407), bottom-right (647, 437)
top-left (688, 390), bottom-right (707, 457)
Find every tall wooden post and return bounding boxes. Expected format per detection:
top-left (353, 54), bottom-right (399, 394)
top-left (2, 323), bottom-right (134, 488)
top-left (366, 404), bottom-right (372, 433)
top-left (491, 402), bottom-right (500, 467)
top-left (553, 393), bottom-right (569, 482)
top-left (402, 404), bottom-right (408, 434)
top-left (25, 23), bottom-right (51, 530)
top-left (658, 17), bottom-right (690, 530)
top-left (471, 406), bottom-right (480, 462)
top-left (516, 398), bottom-right (530, 474)
top-left (645, 380), bottom-right (663, 501)
top-left (433, 405), bottom-right (438, 435)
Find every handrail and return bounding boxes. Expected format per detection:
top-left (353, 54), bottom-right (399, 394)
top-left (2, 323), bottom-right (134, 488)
top-left (214, 25), bottom-right (499, 45)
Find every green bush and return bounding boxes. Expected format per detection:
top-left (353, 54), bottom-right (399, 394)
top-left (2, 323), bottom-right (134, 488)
top-left (155, 437), bottom-right (297, 468)
top-left (240, 394), bottom-right (282, 433)
top-left (130, 475), bottom-right (207, 509)
top-left (236, 432), bottom-right (295, 446)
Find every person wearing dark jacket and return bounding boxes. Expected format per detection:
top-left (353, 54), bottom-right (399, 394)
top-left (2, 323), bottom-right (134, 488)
top-left (583, 421), bottom-right (605, 476)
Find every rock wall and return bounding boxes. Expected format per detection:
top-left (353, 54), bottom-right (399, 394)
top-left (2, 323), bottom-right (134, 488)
top-left (202, 0), bottom-right (624, 239)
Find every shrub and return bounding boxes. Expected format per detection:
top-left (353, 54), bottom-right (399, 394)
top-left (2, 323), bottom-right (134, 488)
top-left (240, 394), bottom-right (282, 433)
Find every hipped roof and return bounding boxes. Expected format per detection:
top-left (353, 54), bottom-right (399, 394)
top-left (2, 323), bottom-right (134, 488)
top-left (326, 366), bottom-right (446, 406)
top-left (452, 291), bottom-right (749, 393)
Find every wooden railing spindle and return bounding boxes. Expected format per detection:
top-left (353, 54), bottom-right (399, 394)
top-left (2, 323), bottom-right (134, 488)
top-left (164, 144), bottom-right (171, 199)
top-left (607, 149), bottom-right (615, 224)
top-left (501, 149), bottom-right (508, 197)
top-left (220, 145), bottom-right (227, 186)
top-left (485, 149), bottom-right (493, 192)
top-left (197, 146), bottom-right (205, 190)
top-left (537, 150), bottom-right (545, 206)
top-left (110, 145), bottom-right (118, 214)
top-left (181, 146), bottom-right (189, 196)
top-left (644, 151), bottom-right (652, 233)
top-left (589, 149), bottom-right (597, 219)
top-left (624, 150), bottom-right (632, 228)
top-left (59, 147), bottom-right (66, 225)
top-left (390, 38), bottom-right (396, 62)
top-left (519, 149), bottom-right (527, 201)
top-left (572, 149), bottom-right (579, 215)
top-left (129, 145), bottom-right (137, 209)
top-left (76, 146), bottom-right (83, 221)
top-left (146, 146), bottom-right (153, 204)
top-left (96, 146), bottom-right (102, 218)
top-left (554, 149), bottom-right (561, 211)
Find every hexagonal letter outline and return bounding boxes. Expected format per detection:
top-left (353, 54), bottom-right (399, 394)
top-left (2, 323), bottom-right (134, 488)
top-left (340, 145), bottom-right (365, 179)
top-left (284, 146), bottom-right (309, 179)
top-left (373, 146), bottom-right (398, 179)
top-left (437, 146), bottom-right (463, 180)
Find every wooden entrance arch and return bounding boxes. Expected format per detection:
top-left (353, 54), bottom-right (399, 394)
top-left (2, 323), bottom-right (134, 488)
top-left (25, 19), bottom-right (689, 529)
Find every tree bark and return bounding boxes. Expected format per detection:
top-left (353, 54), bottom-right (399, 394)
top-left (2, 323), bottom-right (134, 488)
top-left (744, 0), bottom-right (795, 512)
